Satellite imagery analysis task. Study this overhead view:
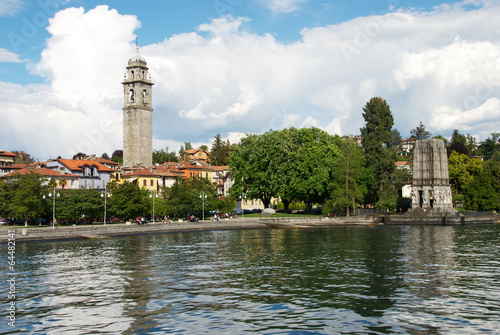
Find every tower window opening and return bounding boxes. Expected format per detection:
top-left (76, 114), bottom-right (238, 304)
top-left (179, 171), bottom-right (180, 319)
top-left (142, 90), bottom-right (147, 104)
top-left (142, 71), bottom-right (145, 79)
top-left (131, 70), bottom-right (134, 79)
top-left (129, 89), bottom-right (134, 102)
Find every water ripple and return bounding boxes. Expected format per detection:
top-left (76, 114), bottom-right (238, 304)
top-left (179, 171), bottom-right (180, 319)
top-left (2, 225), bottom-right (500, 334)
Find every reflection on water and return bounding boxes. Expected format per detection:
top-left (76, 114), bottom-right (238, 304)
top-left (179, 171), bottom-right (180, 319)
top-left (2, 225), bottom-right (500, 334)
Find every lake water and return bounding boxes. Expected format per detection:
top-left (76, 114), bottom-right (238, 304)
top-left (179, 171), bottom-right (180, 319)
top-left (2, 224), bottom-right (500, 334)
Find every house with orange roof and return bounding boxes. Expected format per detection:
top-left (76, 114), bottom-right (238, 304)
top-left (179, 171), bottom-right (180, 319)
top-left (0, 150), bottom-right (18, 176)
top-left (395, 160), bottom-right (412, 172)
top-left (153, 163), bottom-right (183, 189)
top-left (46, 158), bottom-right (114, 189)
top-left (2, 166), bottom-right (80, 189)
top-left (181, 148), bottom-right (210, 164)
top-left (118, 167), bottom-right (160, 192)
top-left (170, 161), bottom-right (214, 181)
top-left (95, 157), bottom-right (121, 170)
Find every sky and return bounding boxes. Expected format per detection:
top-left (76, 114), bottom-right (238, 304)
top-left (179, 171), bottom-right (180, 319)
top-left (0, 0), bottom-right (499, 161)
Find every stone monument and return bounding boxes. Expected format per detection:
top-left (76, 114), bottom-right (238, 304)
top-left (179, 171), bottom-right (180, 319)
top-left (410, 139), bottom-right (455, 212)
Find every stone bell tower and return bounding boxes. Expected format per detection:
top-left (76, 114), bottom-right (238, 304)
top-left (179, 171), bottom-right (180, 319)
top-left (122, 44), bottom-right (154, 168)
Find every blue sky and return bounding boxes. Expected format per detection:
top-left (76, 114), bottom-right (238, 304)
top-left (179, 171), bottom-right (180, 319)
top-left (1, 0), bottom-right (499, 160)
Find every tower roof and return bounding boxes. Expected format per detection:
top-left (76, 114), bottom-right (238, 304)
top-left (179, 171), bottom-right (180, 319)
top-left (128, 43), bottom-right (146, 65)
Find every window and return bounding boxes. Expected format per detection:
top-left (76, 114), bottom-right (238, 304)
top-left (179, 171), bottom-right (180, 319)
top-left (129, 89), bottom-right (134, 102)
top-left (198, 172), bottom-right (201, 178)
top-left (206, 172), bottom-right (208, 178)
top-left (150, 180), bottom-right (154, 186)
top-left (190, 172), bottom-right (194, 179)
top-left (143, 180), bottom-right (147, 186)
top-left (142, 90), bottom-right (146, 104)
top-left (131, 70), bottom-right (134, 79)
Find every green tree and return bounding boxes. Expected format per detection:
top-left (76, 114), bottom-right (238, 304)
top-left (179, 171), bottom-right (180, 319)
top-left (179, 142), bottom-right (193, 158)
top-left (229, 132), bottom-right (278, 208)
top-left (448, 151), bottom-right (483, 196)
top-left (478, 132), bottom-right (500, 160)
top-left (410, 121), bottom-right (431, 140)
top-left (101, 152), bottom-right (110, 160)
top-left (360, 97), bottom-right (395, 203)
top-left (327, 137), bottom-right (366, 215)
top-left (463, 160), bottom-right (500, 211)
top-left (291, 128), bottom-right (340, 211)
top-left (109, 182), bottom-right (148, 221)
top-left (153, 147), bottom-right (178, 164)
top-left (451, 129), bottom-right (466, 145)
top-left (3, 172), bottom-right (46, 226)
top-left (111, 150), bottom-right (123, 164)
top-left (390, 129), bottom-right (403, 151)
top-left (163, 178), bottom-right (217, 219)
top-left (210, 133), bottom-right (231, 166)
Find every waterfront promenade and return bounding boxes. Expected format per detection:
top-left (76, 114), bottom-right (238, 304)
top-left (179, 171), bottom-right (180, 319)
top-left (1, 213), bottom-right (497, 243)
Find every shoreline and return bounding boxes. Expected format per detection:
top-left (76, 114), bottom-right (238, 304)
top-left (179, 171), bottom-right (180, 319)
top-left (0, 218), bottom-right (270, 243)
top-left (1, 213), bottom-right (498, 243)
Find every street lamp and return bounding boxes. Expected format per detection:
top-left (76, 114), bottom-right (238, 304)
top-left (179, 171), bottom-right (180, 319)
top-left (241, 193), bottom-right (246, 220)
top-left (150, 190), bottom-right (158, 224)
top-left (101, 189), bottom-right (110, 225)
top-left (43, 186), bottom-right (59, 229)
top-left (199, 191), bottom-right (207, 221)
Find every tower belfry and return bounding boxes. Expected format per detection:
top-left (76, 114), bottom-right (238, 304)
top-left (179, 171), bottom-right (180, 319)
top-left (122, 44), bottom-right (154, 168)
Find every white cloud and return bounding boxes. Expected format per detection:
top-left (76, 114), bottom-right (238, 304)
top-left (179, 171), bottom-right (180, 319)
top-left (0, 5), bottom-right (138, 159)
top-left (0, 0), bottom-right (23, 17)
top-left (0, 48), bottom-right (22, 62)
top-left (430, 97), bottom-right (500, 131)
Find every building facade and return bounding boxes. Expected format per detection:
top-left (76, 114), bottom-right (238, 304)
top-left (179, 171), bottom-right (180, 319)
top-left (122, 45), bottom-right (154, 168)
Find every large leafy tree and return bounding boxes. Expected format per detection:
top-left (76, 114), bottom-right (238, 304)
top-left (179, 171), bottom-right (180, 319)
top-left (360, 97), bottom-right (395, 203)
top-left (229, 127), bottom-right (340, 211)
top-left (210, 133), bottom-right (231, 166)
top-left (229, 132), bottom-right (279, 208)
top-left (290, 128), bottom-right (340, 211)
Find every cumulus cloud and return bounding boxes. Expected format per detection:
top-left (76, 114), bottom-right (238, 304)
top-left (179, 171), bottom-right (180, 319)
top-left (431, 98), bottom-right (500, 131)
top-left (3, 2), bottom-right (500, 160)
top-left (0, 5), bottom-right (139, 158)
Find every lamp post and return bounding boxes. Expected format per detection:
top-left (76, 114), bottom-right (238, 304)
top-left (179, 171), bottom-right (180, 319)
top-left (101, 189), bottom-right (110, 225)
top-left (199, 191), bottom-right (207, 221)
top-left (150, 190), bottom-right (158, 224)
top-left (43, 186), bottom-right (59, 229)
top-left (241, 193), bottom-right (246, 220)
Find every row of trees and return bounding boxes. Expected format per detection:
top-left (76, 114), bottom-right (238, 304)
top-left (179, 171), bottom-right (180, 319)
top-left (0, 173), bottom-right (237, 225)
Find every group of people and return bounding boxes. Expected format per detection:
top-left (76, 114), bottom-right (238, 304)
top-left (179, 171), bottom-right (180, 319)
top-left (135, 217), bottom-right (148, 225)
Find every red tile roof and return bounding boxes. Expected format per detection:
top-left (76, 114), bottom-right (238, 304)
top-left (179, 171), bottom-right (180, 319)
top-left (95, 157), bottom-right (120, 165)
top-left (2, 168), bottom-right (80, 178)
top-left (0, 150), bottom-right (18, 157)
top-left (58, 159), bottom-right (114, 172)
